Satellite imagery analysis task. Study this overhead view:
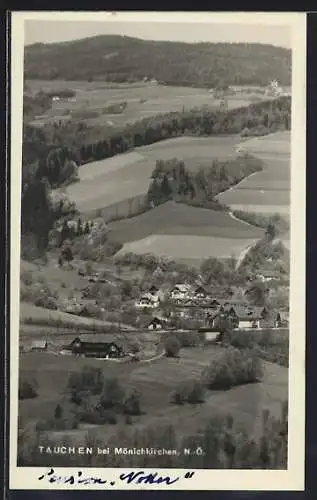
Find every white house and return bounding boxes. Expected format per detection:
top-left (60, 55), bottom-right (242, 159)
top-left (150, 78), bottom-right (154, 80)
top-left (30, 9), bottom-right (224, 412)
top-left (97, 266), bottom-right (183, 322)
top-left (135, 293), bottom-right (160, 309)
top-left (170, 284), bottom-right (194, 301)
top-left (256, 270), bottom-right (280, 282)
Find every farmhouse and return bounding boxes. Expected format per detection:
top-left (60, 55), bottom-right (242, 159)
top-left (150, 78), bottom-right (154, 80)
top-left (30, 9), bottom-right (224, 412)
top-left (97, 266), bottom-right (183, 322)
top-left (193, 285), bottom-right (211, 300)
top-left (135, 293), bottom-right (160, 309)
top-left (147, 316), bottom-right (166, 331)
top-left (64, 336), bottom-right (123, 359)
top-left (169, 284), bottom-right (194, 301)
top-left (211, 304), bottom-right (268, 329)
top-left (231, 305), bottom-right (268, 329)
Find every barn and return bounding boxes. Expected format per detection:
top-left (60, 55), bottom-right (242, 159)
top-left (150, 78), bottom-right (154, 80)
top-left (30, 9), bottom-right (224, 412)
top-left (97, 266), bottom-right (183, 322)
top-left (64, 336), bottom-right (124, 359)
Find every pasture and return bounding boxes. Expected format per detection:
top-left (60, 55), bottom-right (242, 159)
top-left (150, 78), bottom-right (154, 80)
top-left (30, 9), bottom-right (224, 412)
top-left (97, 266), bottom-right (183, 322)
top-left (116, 234), bottom-right (260, 265)
top-left (26, 79), bottom-right (259, 128)
top-left (19, 302), bottom-right (124, 332)
top-left (216, 131), bottom-right (291, 215)
top-left (108, 201), bottom-right (263, 243)
top-left (18, 345), bottom-right (288, 448)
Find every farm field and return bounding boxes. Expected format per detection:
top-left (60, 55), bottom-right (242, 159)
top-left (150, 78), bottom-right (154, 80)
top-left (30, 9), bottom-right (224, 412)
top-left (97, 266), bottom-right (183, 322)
top-left (66, 135), bottom-right (243, 213)
top-left (108, 202), bottom-right (264, 243)
top-left (19, 346), bottom-right (288, 451)
top-left (19, 302), bottom-right (133, 331)
top-left (26, 79), bottom-right (263, 128)
top-left (116, 234), bottom-right (260, 265)
top-left (216, 131), bottom-right (291, 216)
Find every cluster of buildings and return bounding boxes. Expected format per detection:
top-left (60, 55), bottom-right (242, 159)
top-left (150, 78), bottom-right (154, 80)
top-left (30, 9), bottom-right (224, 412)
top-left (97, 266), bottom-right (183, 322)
top-left (135, 283), bottom-right (289, 332)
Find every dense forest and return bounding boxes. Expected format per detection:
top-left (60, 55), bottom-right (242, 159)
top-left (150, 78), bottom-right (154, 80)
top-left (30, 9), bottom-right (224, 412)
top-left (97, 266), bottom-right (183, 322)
top-left (21, 95), bottom-right (290, 257)
top-left (24, 35), bottom-right (291, 87)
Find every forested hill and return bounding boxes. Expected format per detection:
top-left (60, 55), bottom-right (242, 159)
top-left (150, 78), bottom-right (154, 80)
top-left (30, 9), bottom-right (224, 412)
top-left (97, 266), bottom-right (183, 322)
top-left (24, 35), bottom-right (291, 87)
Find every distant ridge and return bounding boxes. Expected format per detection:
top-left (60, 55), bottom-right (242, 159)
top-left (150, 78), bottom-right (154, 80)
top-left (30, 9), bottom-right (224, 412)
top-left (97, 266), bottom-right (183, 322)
top-left (24, 34), bottom-right (291, 87)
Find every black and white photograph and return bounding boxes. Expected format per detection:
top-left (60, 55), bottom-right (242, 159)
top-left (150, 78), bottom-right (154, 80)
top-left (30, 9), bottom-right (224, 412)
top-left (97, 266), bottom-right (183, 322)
top-left (9, 11), bottom-right (306, 490)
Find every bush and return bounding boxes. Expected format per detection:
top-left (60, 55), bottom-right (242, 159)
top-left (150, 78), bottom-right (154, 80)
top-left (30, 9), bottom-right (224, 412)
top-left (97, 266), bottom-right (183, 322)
top-left (67, 366), bottom-right (104, 397)
top-left (172, 379), bottom-right (205, 405)
top-left (177, 331), bottom-right (201, 347)
top-left (164, 334), bottom-right (181, 358)
top-left (123, 389), bottom-right (142, 416)
top-left (19, 377), bottom-right (38, 400)
top-left (21, 270), bottom-right (34, 286)
top-left (99, 378), bottom-right (125, 410)
top-left (227, 330), bottom-right (257, 349)
top-left (34, 295), bottom-right (58, 310)
top-left (203, 348), bottom-right (263, 390)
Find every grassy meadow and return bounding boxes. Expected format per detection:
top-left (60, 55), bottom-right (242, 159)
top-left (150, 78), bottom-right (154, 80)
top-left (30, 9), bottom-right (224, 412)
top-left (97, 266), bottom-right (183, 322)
top-left (19, 345), bottom-right (288, 447)
top-left (26, 80), bottom-right (262, 129)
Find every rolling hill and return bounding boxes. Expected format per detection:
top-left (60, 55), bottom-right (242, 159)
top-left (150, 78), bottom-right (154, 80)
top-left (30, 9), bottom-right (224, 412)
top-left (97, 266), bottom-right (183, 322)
top-left (24, 35), bottom-right (291, 87)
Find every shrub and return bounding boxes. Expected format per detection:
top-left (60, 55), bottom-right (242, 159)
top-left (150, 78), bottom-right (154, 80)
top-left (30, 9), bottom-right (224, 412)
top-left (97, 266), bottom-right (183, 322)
top-left (203, 348), bottom-right (263, 390)
top-left (34, 295), bottom-right (58, 310)
top-left (21, 270), bottom-right (33, 286)
top-left (123, 389), bottom-right (142, 416)
top-left (19, 377), bottom-right (38, 400)
top-left (99, 378), bottom-right (125, 410)
top-left (227, 330), bottom-right (257, 349)
top-left (171, 379), bottom-right (205, 405)
top-left (177, 331), bottom-right (201, 347)
top-left (187, 380), bottom-right (205, 404)
top-left (67, 366), bottom-right (104, 397)
top-left (164, 334), bottom-right (181, 358)
top-left (125, 414), bottom-right (133, 425)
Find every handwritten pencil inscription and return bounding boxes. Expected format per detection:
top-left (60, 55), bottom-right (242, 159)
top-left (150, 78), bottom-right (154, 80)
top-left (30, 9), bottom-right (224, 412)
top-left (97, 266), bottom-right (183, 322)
top-left (37, 468), bottom-right (195, 487)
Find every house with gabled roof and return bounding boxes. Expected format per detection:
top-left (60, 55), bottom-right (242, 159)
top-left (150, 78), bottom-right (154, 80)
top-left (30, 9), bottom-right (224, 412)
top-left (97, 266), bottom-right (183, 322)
top-left (135, 292), bottom-right (160, 309)
top-left (63, 335), bottom-right (124, 358)
top-left (213, 304), bottom-right (268, 329)
top-left (169, 284), bottom-right (194, 301)
top-left (147, 316), bottom-right (167, 331)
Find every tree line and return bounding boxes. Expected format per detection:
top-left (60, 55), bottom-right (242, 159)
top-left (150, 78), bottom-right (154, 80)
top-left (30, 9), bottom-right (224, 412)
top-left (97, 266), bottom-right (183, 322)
top-left (25, 35), bottom-right (291, 87)
top-left (23, 95), bottom-right (290, 189)
top-left (146, 156), bottom-right (263, 209)
top-left (21, 96), bottom-right (290, 257)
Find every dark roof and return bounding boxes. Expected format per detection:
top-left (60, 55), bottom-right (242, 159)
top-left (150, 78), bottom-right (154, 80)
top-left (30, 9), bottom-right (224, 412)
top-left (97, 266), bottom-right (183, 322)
top-left (148, 316), bottom-right (165, 324)
top-left (69, 338), bottom-right (123, 353)
top-left (224, 305), bottom-right (267, 320)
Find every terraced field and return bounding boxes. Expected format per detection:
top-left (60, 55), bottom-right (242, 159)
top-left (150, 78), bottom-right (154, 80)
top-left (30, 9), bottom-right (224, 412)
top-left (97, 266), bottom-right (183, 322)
top-left (109, 201), bottom-right (263, 263)
top-left (108, 202), bottom-right (263, 242)
top-left (216, 131), bottom-right (291, 216)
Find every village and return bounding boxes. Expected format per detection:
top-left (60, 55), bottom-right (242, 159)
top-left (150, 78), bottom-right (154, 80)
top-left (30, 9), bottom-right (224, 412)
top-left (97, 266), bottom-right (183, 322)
top-left (25, 260), bottom-right (289, 360)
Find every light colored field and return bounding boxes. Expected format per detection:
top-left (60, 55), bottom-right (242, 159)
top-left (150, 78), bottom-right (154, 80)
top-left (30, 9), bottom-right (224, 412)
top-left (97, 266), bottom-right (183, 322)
top-left (66, 136), bottom-right (242, 212)
top-left (117, 234), bottom-right (259, 262)
top-left (108, 201), bottom-right (263, 243)
top-left (27, 80), bottom-right (260, 128)
top-left (216, 131), bottom-right (291, 215)
top-left (20, 302), bottom-right (124, 330)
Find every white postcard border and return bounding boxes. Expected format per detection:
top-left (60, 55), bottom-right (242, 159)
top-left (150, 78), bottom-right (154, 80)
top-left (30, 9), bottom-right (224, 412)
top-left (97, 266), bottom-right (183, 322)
top-left (9, 11), bottom-right (306, 491)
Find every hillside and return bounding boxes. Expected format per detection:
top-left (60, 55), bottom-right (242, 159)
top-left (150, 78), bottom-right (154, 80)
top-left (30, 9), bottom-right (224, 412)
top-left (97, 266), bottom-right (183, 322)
top-left (24, 35), bottom-right (291, 87)
top-left (108, 202), bottom-right (264, 243)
